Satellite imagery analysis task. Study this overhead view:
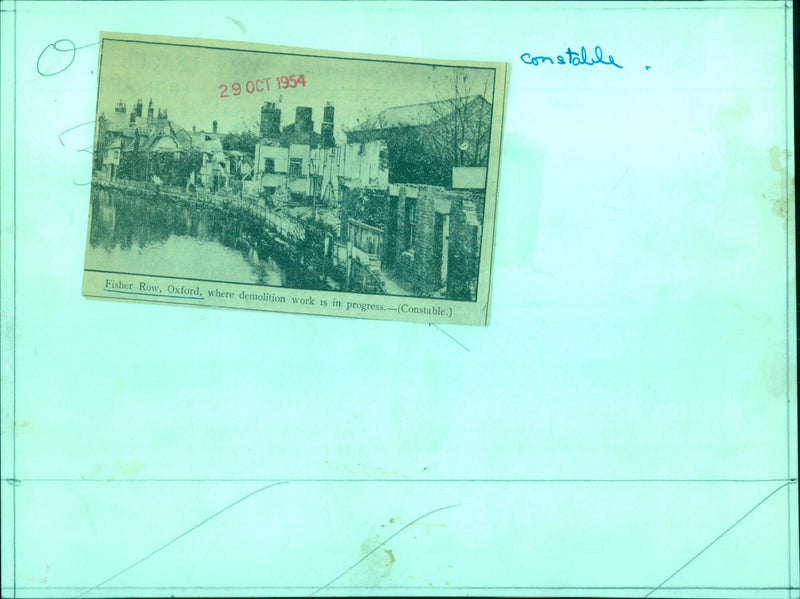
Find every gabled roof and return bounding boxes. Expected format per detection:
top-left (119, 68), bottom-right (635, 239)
top-left (356, 95), bottom-right (489, 130)
top-left (144, 120), bottom-right (193, 152)
top-left (175, 129), bottom-right (192, 146)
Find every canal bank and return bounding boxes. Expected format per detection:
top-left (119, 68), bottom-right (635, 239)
top-left (90, 178), bottom-right (339, 291)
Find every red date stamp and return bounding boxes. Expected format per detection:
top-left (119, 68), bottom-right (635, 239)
top-left (218, 74), bottom-right (306, 98)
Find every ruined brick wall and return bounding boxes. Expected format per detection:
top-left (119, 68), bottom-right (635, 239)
top-left (392, 188), bottom-right (411, 286)
top-left (472, 189), bottom-right (485, 224)
top-left (391, 186), bottom-right (442, 295)
top-left (446, 194), bottom-right (479, 301)
top-left (389, 185), bottom-right (481, 299)
top-left (414, 186), bottom-right (444, 292)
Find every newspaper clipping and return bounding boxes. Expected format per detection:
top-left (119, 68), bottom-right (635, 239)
top-left (83, 32), bottom-right (509, 325)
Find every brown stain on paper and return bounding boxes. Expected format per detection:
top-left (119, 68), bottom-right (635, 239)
top-left (767, 146), bottom-right (793, 221)
top-left (355, 527), bottom-right (396, 583)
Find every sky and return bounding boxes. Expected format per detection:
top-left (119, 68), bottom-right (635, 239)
top-left (96, 37), bottom-right (496, 140)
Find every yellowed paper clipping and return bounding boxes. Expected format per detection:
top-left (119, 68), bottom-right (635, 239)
top-left (83, 32), bottom-right (509, 324)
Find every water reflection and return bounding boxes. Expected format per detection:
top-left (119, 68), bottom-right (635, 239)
top-left (86, 188), bottom-right (284, 286)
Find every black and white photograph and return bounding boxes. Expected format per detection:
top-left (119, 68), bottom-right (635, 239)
top-left (83, 32), bottom-right (509, 324)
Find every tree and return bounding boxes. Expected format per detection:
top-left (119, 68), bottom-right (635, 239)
top-left (426, 68), bottom-right (493, 173)
top-left (222, 129), bottom-right (259, 156)
top-left (221, 116), bottom-right (260, 156)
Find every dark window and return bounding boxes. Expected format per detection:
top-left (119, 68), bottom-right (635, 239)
top-left (404, 198), bottom-right (417, 249)
top-left (263, 158), bottom-right (275, 173)
top-left (289, 157), bottom-right (303, 176)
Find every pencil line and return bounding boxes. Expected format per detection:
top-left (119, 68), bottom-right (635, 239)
top-left (783, 6), bottom-right (794, 599)
top-left (643, 480), bottom-right (796, 598)
top-left (6, 586), bottom-right (800, 591)
top-left (16, 477), bottom-right (796, 483)
top-left (310, 502), bottom-right (461, 596)
top-left (77, 481), bottom-right (287, 597)
top-left (12, 4), bottom-right (18, 597)
top-left (429, 323), bottom-right (470, 352)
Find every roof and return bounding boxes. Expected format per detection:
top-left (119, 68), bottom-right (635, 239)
top-left (197, 138), bottom-right (224, 154)
top-left (356, 95), bottom-right (488, 130)
top-left (280, 122), bottom-right (321, 148)
top-left (192, 131), bottom-right (223, 145)
top-left (175, 129), bottom-right (192, 146)
top-left (144, 120), bottom-right (193, 152)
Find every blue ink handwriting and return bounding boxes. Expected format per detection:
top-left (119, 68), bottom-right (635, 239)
top-left (521, 45), bottom-right (623, 69)
top-left (58, 120), bottom-right (95, 186)
top-left (36, 39), bottom-right (98, 77)
top-left (58, 120), bottom-right (94, 147)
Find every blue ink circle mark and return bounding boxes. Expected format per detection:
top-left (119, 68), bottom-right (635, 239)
top-left (37, 39), bottom-right (77, 76)
top-left (36, 39), bottom-right (98, 77)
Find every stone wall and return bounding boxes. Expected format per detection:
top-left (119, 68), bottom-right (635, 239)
top-left (390, 185), bottom-right (479, 297)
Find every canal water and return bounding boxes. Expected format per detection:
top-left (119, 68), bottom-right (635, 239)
top-left (85, 188), bottom-right (285, 286)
